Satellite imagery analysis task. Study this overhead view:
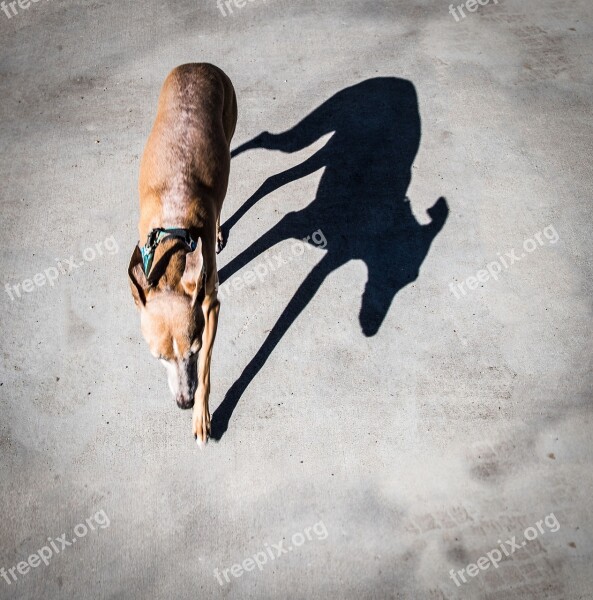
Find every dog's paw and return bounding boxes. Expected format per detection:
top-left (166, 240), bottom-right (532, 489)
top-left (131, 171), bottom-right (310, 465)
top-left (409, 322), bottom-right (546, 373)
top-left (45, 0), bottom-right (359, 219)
top-left (216, 228), bottom-right (226, 254)
top-left (192, 408), bottom-right (211, 447)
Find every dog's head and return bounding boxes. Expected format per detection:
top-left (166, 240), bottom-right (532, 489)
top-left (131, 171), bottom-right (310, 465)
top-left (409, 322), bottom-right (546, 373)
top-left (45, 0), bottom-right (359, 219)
top-left (128, 238), bottom-right (204, 409)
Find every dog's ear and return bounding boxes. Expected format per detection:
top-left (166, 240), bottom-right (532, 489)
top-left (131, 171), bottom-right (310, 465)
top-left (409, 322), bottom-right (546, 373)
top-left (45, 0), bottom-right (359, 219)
top-left (128, 245), bottom-right (150, 307)
top-left (181, 240), bottom-right (204, 306)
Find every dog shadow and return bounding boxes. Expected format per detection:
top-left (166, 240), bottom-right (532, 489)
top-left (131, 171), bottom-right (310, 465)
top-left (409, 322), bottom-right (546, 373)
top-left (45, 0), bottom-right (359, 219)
top-left (211, 77), bottom-right (449, 440)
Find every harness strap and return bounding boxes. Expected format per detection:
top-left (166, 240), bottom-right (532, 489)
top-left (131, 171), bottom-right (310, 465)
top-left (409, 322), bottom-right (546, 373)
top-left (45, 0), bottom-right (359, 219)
top-left (140, 227), bottom-right (198, 277)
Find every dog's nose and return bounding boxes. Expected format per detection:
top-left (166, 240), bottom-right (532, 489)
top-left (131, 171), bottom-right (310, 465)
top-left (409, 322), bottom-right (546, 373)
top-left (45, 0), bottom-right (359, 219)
top-left (176, 394), bottom-right (194, 410)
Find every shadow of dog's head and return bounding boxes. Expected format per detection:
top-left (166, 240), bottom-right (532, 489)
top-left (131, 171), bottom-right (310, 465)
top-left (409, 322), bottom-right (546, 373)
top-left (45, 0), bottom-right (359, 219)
top-left (128, 238), bottom-right (204, 409)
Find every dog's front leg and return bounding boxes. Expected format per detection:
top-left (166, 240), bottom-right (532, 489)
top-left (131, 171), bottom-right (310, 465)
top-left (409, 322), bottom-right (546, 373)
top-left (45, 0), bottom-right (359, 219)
top-left (193, 242), bottom-right (220, 446)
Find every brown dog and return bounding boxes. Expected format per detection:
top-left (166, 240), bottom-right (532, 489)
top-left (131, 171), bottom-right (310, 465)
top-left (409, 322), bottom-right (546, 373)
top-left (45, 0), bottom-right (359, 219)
top-left (128, 64), bottom-right (237, 445)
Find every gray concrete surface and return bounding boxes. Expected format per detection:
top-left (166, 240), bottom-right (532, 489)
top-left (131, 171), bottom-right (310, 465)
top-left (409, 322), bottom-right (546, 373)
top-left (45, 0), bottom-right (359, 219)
top-left (1, 0), bottom-right (592, 598)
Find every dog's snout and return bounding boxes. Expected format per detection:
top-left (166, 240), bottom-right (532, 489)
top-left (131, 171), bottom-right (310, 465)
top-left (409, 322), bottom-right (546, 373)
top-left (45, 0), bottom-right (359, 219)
top-left (176, 394), bottom-right (194, 410)
top-left (165, 357), bottom-right (197, 409)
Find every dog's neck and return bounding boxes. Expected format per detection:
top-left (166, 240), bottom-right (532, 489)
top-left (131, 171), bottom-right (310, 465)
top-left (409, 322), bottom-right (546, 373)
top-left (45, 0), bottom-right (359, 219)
top-left (148, 237), bottom-right (190, 291)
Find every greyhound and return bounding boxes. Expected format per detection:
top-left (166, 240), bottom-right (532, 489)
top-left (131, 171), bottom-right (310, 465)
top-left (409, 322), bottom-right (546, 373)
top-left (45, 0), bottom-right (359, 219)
top-left (128, 63), bottom-right (237, 445)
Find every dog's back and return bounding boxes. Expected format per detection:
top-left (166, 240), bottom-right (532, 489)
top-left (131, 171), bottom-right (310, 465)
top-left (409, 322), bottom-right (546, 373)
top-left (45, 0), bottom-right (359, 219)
top-left (138, 63), bottom-right (237, 237)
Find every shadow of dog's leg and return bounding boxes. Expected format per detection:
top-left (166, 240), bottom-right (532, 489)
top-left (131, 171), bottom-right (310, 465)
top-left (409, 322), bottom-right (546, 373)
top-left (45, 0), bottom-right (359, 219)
top-left (218, 212), bottom-right (305, 285)
top-left (211, 251), bottom-right (341, 440)
top-left (222, 151), bottom-right (324, 244)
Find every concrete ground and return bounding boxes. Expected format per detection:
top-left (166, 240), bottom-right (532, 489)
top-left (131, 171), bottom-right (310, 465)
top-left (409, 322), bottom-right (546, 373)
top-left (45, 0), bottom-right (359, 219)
top-left (0, 0), bottom-right (592, 598)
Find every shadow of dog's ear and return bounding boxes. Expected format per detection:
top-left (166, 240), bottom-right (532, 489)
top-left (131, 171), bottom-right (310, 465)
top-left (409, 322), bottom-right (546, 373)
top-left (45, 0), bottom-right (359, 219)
top-left (181, 239), bottom-right (204, 307)
top-left (128, 245), bottom-right (150, 307)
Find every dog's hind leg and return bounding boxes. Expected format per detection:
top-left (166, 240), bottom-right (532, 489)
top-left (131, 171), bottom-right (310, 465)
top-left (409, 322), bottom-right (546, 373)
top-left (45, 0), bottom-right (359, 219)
top-left (216, 213), bottom-right (225, 254)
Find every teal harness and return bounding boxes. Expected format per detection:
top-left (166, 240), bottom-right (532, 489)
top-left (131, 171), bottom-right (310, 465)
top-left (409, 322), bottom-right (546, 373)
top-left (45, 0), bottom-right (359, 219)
top-left (140, 228), bottom-right (198, 276)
